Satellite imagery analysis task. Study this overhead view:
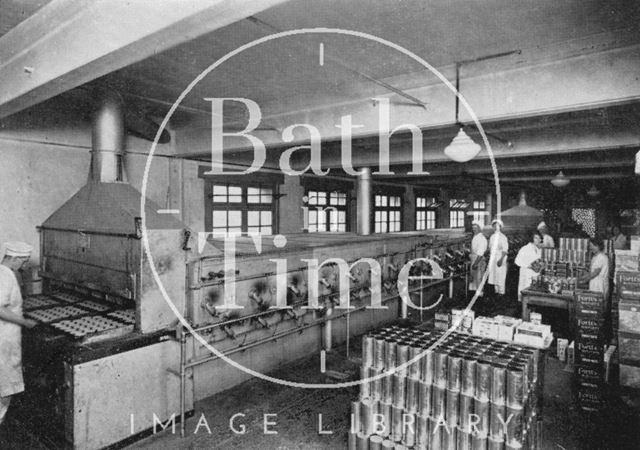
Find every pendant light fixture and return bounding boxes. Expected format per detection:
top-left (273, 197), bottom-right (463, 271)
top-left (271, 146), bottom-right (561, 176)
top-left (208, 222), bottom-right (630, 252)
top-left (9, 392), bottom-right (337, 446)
top-left (444, 63), bottom-right (482, 163)
top-left (550, 171), bottom-right (570, 187)
top-left (587, 185), bottom-right (600, 197)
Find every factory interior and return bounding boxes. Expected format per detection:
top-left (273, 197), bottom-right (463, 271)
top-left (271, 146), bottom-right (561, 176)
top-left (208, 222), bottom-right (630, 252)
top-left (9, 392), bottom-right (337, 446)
top-left (1, 1), bottom-right (640, 449)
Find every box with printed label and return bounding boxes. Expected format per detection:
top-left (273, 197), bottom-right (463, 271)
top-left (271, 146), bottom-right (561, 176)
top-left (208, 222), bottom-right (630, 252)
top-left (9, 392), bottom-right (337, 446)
top-left (617, 332), bottom-right (640, 363)
top-left (619, 362), bottom-right (640, 389)
top-left (617, 271), bottom-right (640, 301)
top-left (619, 299), bottom-right (640, 334)
top-left (575, 291), bottom-right (605, 315)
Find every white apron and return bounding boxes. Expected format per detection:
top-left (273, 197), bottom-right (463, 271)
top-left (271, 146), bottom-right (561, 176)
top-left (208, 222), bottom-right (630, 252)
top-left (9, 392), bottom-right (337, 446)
top-left (515, 242), bottom-right (541, 301)
top-left (469, 233), bottom-right (488, 293)
top-left (0, 265), bottom-right (25, 397)
top-left (488, 231), bottom-right (509, 295)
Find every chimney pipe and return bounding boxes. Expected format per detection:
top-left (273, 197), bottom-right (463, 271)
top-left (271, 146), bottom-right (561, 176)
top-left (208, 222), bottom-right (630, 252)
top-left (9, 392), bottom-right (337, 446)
top-left (91, 90), bottom-right (125, 183)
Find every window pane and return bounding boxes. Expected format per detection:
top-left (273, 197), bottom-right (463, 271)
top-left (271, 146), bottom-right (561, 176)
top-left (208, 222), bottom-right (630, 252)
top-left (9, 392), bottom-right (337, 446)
top-left (247, 187), bottom-right (260, 203)
top-left (380, 211), bottom-right (387, 223)
top-left (381, 196), bottom-right (387, 207)
top-left (261, 188), bottom-right (273, 204)
top-left (212, 210), bottom-right (227, 227)
top-left (375, 195), bottom-right (381, 207)
top-left (228, 186), bottom-right (242, 202)
top-left (308, 191), bottom-right (319, 205)
top-left (338, 211), bottom-right (346, 223)
top-left (248, 211), bottom-right (260, 226)
top-left (228, 210), bottom-right (242, 227)
top-left (317, 192), bottom-right (327, 205)
top-left (261, 226), bottom-right (272, 234)
top-left (261, 211), bottom-right (272, 225)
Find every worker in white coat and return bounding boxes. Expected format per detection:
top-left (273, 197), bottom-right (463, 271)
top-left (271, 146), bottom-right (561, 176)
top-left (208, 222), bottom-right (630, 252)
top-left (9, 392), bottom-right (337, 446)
top-left (515, 231), bottom-right (542, 301)
top-left (469, 220), bottom-right (488, 296)
top-left (580, 237), bottom-right (610, 300)
top-left (488, 219), bottom-right (509, 295)
top-left (537, 221), bottom-right (555, 248)
top-left (0, 241), bottom-right (37, 426)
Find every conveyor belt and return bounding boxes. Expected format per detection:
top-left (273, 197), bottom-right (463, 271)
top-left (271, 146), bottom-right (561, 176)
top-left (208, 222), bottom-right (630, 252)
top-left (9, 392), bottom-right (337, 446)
top-left (25, 305), bottom-right (88, 323)
top-left (107, 309), bottom-right (135, 325)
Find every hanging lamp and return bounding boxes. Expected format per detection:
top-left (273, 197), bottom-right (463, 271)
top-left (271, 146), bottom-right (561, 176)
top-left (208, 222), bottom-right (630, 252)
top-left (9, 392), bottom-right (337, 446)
top-left (550, 171), bottom-right (570, 187)
top-left (587, 185), bottom-right (600, 197)
top-left (444, 64), bottom-right (482, 163)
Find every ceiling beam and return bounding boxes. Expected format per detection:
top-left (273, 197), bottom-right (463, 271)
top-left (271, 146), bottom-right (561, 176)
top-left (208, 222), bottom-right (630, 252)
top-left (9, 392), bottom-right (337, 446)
top-left (0, 0), bottom-right (289, 119)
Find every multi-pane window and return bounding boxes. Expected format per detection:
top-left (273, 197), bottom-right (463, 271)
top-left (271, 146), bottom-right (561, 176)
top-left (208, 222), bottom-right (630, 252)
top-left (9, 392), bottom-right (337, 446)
top-left (449, 198), bottom-right (469, 228)
top-left (416, 196), bottom-right (438, 231)
top-left (471, 200), bottom-right (486, 226)
top-left (306, 190), bottom-right (348, 232)
top-left (374, 194), bottom-right (402, 233)
top-left (210, 183), bottom-right (275, 236)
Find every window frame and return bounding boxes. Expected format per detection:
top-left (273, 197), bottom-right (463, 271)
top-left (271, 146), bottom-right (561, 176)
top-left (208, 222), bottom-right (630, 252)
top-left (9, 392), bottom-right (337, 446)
top-left (449, 198), bottom-right (468, 228)
top-left (415, 193), bottom-right (440, 231)
top-left (373, 187), bottom-right (404, 233)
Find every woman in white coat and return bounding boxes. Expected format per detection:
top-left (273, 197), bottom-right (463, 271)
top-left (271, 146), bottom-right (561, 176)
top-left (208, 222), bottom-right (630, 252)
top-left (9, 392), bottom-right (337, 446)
top-left (488, 219), bottom-right (509, 295)
top-left (515, 231), bottom-right (542, 301)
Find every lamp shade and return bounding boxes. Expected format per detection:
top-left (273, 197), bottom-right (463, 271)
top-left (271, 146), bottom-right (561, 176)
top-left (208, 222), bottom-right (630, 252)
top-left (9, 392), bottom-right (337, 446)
top-left (587, 185), bottom-right (600, 197)
top-left (444, 128), bottom-right (482, 163)
top-left (550, 171), bottom-right (570, 187)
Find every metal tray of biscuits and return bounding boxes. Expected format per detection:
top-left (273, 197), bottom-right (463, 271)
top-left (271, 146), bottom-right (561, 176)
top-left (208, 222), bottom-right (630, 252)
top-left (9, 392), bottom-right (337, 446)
top-left (23, 295), bottom-right (61, 311)
top-left (25, 305), bottom-right (89, 323)
top-left (107, 309), bottom-right (135, 325)
top-left (51, 315), bottom-right (132, 340)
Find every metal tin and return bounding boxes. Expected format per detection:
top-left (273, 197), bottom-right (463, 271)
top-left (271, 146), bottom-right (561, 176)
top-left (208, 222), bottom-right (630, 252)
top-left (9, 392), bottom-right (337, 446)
top-left (369, 434), bottom-right (384, 450)
top-left (429, 416), bottom-right (443, 450)
top-left (351, 400), bottom-right (361, 434)
top-left (356, 432), bottom-right (369, 450)
top-left (457, 428), bottom-right (473, 450)
top-left (504, 441), bottom-right (523, 450)
top-left (384, 339), bottom-right (397, 372)
top-left (421, 349), bottom-right (434, 384)
top-left (375, 336), bottom-right (386, 371)
top-left (402, 412), bottom-right (415, 448)
top-left (415, 414), bottom-right (430, 448)
top-left (443, 425), bottom-right (457, 450)
top-left (418, 380), bottom-right (432, 416)
top-left (408, 344), bottom-right (423, 379)
top-left (471, 432), bottom-right (488, 450)
top-left (381, 439), bottom-right (395, 449)
top-left (459, 394), bottom-right (474, 433)
top-left (461, 357), bottom-right (477, 396)
top-left (473, 398), bottom-right (490, 436)
top-left (487, 435), bottom-right (505, 450)
top-left (506, 366), bottom-right (525, 409)
top-left (446, 389), bottom-right (460, 428)
top-left (405, 377), bottom-right (419, 413)
top-left (432, 385), bottom-right (446, 418)
top-left (348, 430), bottom-right (357, 450)
top-left (489, 402), bottom-right (506, 439)
top-left (506, 406), bottom-right (524, 446)
top-left (378, 401), bottom-right (392, 437)
top-left (381, 372), bottom-right (393, 404)
top-left (396, 341), bottom-right (409, 376)
top-left (434, 350), bottom-right (449, 388)
top-left (370, 367), bottom-right (382, 402)
top-left (390, 405), bottom-right (404, 442)
top-left (491, 364), bottom-right (507, 405)
top-left (447, 353), bottom-right (463, 392)
top-left (363, 334), bottom-right (375, 368)
top-left (361, 398), bottom-right (376, 436)
top-left (475, 361), bottom-right (492, 401)
top-left (360, 366), bottom-right (371, 399)
top-left (392, 373), bottom-right (406, 409)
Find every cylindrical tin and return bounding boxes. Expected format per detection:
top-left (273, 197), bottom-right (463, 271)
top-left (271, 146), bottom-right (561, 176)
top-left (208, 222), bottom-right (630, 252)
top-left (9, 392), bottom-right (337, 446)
top-left (434, 350), bottom-right (448, 388)
top-left (370, 367), bottom-right (382, 402)
top-left (384, 339), bottom-right (397, 372)
top-left (457, 428), bottom-right (473, 450)
top-left (405, 377), bottom-right (419, 413)
top-left (401, 413), bottom-right (415, 448)
top-left (356, 432), bottom-right (369, 450)
top-left (506, 366), bottom-right (525, 409)
top-left (374, 337), bottom-right (386, 371)
top-left (361, 398), bottom-right (376, 436)
top-left (349, 431), bottom-right (357, 450)
top-left (443, 425), bottom-right (457, 450)
top-left (378, 401), bottom-right (391, 437)
top-left (487, 434), bottom-right (505, 450)
top-left (489, 402), bottom-right (506, 439)
top-left (459, 394), bottom-right (474, 433)
top-left (447, 353), bottom-right (463, 392)
top-left (429, 416), bottom-right (442, 450)
top-left (504, 441), bottom-right (523, 450)
top-left (360, 366), bottom-right (371, 399)
top-left (381, 373), bottom-right (393, 404)
top-left (381, 439), bottom-right (395, 449)
top-left (475, 361), bottom-right (492, 401)
top-left (432, 385), bottom-right (446, 419)
top-left (363, 334), bottom-right (375, 368)
top-left (415, 414), bottom-right (430, 448)
top-left (471, 432), bottom-right (488, 450)
top-left (396, 341), bottom-right (409, 376)
top-left (473, 398), bottom-right (490, 436)
top-left (418, 380), bottom-right (432, 416)
top-left (351, 400), bottom-right (361, 434)
top-left (421, 349), bottom-right (434, 384)
top-left (392, 373), bottom-right (406, 409)
top-left (369, 434), bottom-right (383, 450)
top-left (408, 344), bottom-right (422, 379)
top-left (506, 406), bottom-right (524, 446)
top-left (461, 357), bottom-right (477, 396)
top-left (445, 389), bottom-right (460, 428)
top-left (390, 405), bottom-right (403, 442)
top-left (491, 364), bottom-right (507, 405)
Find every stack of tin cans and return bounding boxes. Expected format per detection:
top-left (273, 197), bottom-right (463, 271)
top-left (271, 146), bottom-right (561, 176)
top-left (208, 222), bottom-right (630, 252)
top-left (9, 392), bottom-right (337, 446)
top-left (350, 327), bottom-right (542, 450)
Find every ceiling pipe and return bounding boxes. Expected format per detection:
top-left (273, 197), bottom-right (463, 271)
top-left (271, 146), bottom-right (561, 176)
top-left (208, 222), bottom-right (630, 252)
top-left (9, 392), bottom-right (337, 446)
top-left (90, 89), bottom-right (125, 183)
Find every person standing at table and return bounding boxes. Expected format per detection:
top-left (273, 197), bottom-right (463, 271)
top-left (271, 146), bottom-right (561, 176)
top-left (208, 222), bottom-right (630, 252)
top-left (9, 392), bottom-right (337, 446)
top-left (488, 219), bottom-right (509, 296)
top-left (537, 221), bottom-right (555, 248)
top-left (612, 224), bottom-right (628, 250)
top-left (579, 237), bottom-right (610, 299)
top-left (515, 231), bottom-right (542, 301)
top-left (469, 220), bottom-right (488, 297)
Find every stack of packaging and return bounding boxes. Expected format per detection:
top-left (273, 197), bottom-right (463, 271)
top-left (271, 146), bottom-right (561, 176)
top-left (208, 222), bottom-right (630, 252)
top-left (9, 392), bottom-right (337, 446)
top-left (574, 291), bottom-right (607, 411)
top-left (617, 271), bottom-right (640, 389)
top-left (351, 327), bottom-right (543, 450)
top-left (471, 315), bottom-right (552, 349)
top-left (613, 250), bottom-right (639, 284)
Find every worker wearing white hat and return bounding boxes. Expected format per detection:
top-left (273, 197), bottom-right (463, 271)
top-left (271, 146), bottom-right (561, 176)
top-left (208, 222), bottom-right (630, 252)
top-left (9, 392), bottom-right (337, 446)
top-left (488, 219), bottom-right (509, 295)
top-left (537, 221), bottom-right (555, 248)
top-left (469, 220), bottom-right (488, 296)
top-left (0, 241), bottom-right (37, 426)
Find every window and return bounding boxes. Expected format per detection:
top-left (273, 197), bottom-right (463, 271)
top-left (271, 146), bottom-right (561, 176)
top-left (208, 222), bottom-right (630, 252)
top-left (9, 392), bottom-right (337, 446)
top-left (449, 198), bottom-right (469, 228)
top-left (306, 189), bottom-right (348, 232)
top-left (416, 196), bottom-right (438, 230)
top-left (209, 183), bottom-right (275, 236)
top-left (375, 193), bottom-right (402, 233)
top-left (471, 200), bottom-right (487, 226)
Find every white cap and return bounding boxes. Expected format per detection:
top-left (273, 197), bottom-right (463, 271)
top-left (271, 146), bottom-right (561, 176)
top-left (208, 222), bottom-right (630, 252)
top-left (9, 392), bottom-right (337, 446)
top-left (472, 220), bottom-right (483, 228)
top-left (537, 221), bottom-right (547, 230)
top-left (491, 218), bottom-right (504, 227)
top-left (4, 241), bottom-right (33, 257)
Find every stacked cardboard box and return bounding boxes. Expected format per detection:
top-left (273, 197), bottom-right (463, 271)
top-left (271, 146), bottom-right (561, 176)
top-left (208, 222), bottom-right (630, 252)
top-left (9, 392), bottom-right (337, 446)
top-left (574, 291), bottom-right (607, 411)
top-left (614, 250), bottom-right (640, 285)
top-left (617, 271), bottom-right (640, 389)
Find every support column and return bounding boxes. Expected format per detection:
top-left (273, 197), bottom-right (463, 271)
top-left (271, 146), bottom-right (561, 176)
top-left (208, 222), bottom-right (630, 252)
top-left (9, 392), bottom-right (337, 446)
top-left (357, 168), bottom-right (372, 235)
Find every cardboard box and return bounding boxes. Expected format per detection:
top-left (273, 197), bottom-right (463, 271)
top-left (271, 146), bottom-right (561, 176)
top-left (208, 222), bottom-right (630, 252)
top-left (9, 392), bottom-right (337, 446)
top-left (557, 338), bottom-right (568, 362)
top-left (617, 332), bottom-right (640, 363)
top-left (530, 312), bottom-right (542, 325)
top-left (567, 341), bottom-right (575, 365)
top-left (619, 362), bottom-right (640, 389)
top-left (615, 250), bottom-right (640, 272)
top-left (619, 299), bottom-right (640, 334)
top-left (617, 271), bottom-right (640, 301)
top-left (575, 291), bottom-right (605, 315)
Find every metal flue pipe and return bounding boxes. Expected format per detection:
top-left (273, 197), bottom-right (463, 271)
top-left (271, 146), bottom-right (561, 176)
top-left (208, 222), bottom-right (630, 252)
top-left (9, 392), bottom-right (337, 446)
top-left (91, 90), bottom-right (125, 183)
top-left (356, 167), bottom-right (372, 235)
